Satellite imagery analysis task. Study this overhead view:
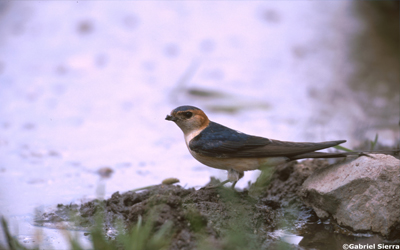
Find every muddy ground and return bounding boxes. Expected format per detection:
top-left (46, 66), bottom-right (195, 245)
top-left (35, 159), bottom-right (398, 249)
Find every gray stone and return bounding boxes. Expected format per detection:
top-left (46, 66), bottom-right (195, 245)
top-left (299, 154), bottom-right (400, 237)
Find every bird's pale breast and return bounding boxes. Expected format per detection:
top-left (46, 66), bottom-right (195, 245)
top-left (188, 149), bottom-right (288, 172)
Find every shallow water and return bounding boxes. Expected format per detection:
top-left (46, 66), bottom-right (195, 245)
top-left (0, 1), bottom-right (398, 248)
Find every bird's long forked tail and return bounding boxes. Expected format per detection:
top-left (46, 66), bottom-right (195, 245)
top-left (289, 150), bottom-right (400, 161)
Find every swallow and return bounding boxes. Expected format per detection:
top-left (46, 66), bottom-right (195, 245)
top-left (165, 105), bottom-right (355, 188)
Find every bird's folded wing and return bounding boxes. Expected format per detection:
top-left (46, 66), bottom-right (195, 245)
top-left (189, 134), bottom-right (272, 157)
top-left (189, 122), bottom-right (346, 158)
top-left (189, 121), bottom-right (272, 158)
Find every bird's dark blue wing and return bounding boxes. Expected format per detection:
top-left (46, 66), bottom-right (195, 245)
top-left (189, 121), bottom-right (347, 158)
top-left (189, 121), bottom-right (272, 158)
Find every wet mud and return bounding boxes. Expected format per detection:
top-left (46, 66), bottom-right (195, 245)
top-left (35, 159), bottom-right (399, 249)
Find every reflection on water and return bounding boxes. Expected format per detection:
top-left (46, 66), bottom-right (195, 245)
top-left (299, 221), bottom-right (399, 250)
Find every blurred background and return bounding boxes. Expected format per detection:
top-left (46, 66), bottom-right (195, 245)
top-left (0, 1), bottom-right (398, 248)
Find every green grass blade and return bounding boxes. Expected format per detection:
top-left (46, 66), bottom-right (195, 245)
top-left (333, 145), bottom-right (354, 152)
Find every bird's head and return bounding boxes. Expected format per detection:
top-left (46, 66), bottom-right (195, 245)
top-left (165, 105), bottom-right (209, 135)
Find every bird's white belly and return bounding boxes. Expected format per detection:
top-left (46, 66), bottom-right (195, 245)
top-left (188, 149), bottom-right (288, 172)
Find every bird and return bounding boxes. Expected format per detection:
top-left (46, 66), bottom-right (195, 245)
top-left (165, 105), bottom-right (359, 189)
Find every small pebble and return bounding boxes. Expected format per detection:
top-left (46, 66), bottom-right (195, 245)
top-left (162, 178), bottom-right (180, 185)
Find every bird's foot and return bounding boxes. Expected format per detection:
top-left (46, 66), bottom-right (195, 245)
top-left (200, 169), bottom-right (243, 190)
top-left (200, 180), bottom-right (240, 190)
top-left (200, 180), bottom-right (230, 190)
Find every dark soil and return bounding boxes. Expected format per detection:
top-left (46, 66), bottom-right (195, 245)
top-left (34, 159), bottom-right (392, 249)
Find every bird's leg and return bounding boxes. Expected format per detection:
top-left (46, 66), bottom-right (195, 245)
top-left (201, 169), bottom-right (243, 189)
top-left (228, 169), bottom-right (244, 190)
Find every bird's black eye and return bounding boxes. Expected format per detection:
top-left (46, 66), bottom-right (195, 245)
top-left (183, 112), bottom-right (193, 118)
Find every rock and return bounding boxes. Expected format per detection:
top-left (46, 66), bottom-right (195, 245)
top-left (299, 154), bottom-right (400, 237)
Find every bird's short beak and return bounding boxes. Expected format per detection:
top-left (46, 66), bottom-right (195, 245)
top-left (165, 115), bottom-right (178, 122)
